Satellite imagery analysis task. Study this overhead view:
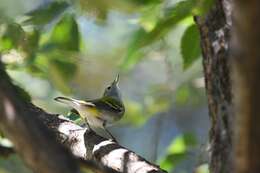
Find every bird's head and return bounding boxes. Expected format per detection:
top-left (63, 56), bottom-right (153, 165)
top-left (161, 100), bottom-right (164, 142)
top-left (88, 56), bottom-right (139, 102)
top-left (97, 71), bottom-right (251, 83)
top-left (54, 74), bottom-right (123, 111)
top-left (103, 74), bottom-right (122, 102)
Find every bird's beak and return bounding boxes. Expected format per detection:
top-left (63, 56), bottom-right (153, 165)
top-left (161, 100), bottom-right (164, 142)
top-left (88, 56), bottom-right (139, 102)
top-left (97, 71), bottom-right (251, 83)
top-left (54, 97), bottom-right (94, 108)
top-left (113, 74), bottom-right (119, 85)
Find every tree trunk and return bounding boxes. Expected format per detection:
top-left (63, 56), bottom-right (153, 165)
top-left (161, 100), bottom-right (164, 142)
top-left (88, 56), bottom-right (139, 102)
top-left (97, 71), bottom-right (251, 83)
top-left (195, 0), bottom-right (233, 172)
top-left (232, 0), bottom-right (260, 172)
top-left (197, 0), bottom-right (260, 172)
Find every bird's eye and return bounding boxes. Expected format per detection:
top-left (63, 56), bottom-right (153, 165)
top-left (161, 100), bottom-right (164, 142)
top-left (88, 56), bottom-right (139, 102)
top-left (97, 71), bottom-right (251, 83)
top-left (107, 86), bottom-right (111, 90)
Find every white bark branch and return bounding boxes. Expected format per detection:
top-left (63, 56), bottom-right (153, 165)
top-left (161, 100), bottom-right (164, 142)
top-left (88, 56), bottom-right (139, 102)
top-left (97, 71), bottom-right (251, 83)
top-left (0, 62), bottom-right (166, 173)
top-left (35, 105), bottom-right (166, 173)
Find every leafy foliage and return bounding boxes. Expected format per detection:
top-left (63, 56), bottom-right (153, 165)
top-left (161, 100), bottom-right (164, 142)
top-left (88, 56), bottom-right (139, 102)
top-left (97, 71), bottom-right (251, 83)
top-left (48, 58), bottom-right (77, 93)
top-left (22, 1), bottom-right (69, 27)
top-left (121, 0), bottom-right (194, 70)
top-left (121, 0), bottom-right (209, 70)
top-left (158, 133), bottom-right (197, 172)
top-left (1, 2), bottom-right (80, 93)
top-left (0, 23), bottom-right (25, 52)
top-left (0, 0), bottom-right (211, 172)
top-left (0, 0), bottom-right (211, 95)
top-left (181, 24), bottom-right (201, 69)
top-left (48, 14), bottom-right (80, 51)
top-left (29, 13), bottom-right (80, 93)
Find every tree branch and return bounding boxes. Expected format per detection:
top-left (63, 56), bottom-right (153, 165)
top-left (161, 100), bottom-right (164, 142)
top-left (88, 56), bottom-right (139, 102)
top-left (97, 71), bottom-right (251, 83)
top-left (0, 62), bottom-right (166, 173)
top-left (34, 105), bottom-right (166, 173)
top-left (0, 63), bottom-right (80, 173)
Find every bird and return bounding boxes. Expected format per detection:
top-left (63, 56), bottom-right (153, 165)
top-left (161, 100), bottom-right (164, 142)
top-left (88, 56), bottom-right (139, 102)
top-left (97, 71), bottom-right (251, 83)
top-left (54, 74), bottom-right (125, 142)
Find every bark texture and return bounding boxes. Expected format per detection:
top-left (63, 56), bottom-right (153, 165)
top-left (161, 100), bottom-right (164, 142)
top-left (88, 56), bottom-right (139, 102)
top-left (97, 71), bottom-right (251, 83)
top-left (195, 0), bottom-right (233, 172)
top-left (232, 1), bottom-right (260, 172)
top-left (0, 64), bottom-right (80, 173)
top-left (0, 62), bottom-right (166, 173)
top-left (38, 108), bottom-right (166, 173)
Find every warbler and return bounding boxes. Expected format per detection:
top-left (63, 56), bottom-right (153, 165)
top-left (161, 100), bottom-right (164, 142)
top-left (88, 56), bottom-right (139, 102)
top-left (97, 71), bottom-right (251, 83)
top-left (54, 74), bottom-right (125, 141)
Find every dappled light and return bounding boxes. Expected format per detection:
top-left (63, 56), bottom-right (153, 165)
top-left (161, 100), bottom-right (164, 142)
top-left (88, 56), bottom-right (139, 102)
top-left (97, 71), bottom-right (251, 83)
top-left (0, 0), bottom-right (219, 173)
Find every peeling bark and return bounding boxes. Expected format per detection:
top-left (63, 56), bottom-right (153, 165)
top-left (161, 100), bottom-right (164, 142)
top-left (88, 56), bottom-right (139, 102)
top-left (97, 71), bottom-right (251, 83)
top-left (196, 0), bottom-right (260, 172)
top-left (195, 0), bottom-right (233, 172)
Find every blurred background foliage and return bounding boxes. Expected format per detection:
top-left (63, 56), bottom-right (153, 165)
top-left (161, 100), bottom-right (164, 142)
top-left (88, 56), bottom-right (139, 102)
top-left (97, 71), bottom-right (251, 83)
top-left (0, 0), bottom-right (212, 172)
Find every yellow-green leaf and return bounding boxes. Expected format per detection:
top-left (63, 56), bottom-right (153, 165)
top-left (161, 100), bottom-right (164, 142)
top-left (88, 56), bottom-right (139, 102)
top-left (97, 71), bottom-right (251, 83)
top-left (49, 14), bottom-right (80, 51)
top-left (181, 24), bottom-right (201, 69)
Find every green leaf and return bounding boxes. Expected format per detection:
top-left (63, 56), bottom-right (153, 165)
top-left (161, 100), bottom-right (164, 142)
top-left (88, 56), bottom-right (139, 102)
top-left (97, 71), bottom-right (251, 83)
top-left (175, 85), bottom-right (190, 105)
top-left (168, 133), bottom-right (197, 154)
top-left (120, 29), bottom-right (146, 70)
top-left (22, 1), bottom-right (69, 27)
top-left (49, 14), bottom-right (80, 51)
top-left (159, 153), bottom-right (187, 171)
top-left (158, 133), bottom-right (197, 172)
top-left (48, 58), bottom-right (77, 94)
top-left (181, 24), bottom-right (201, 69)
top-left (0, 23), bottom-right (25, 51)
top-left (121, 0), bottom-right (196, 70)
top-left (139, 4), bottom-right (161, 32)
top-left (26, 64), bottom-right (46, 78)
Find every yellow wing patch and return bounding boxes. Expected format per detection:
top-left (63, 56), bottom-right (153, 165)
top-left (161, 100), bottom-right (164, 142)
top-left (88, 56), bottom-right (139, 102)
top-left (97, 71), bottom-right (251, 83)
top-left (84, 106), bottom-right (100, 117)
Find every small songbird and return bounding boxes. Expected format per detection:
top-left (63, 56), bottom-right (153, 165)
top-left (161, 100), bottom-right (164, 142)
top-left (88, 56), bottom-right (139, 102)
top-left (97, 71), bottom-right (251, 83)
top-left (54, 75), bottom-right (125, 141)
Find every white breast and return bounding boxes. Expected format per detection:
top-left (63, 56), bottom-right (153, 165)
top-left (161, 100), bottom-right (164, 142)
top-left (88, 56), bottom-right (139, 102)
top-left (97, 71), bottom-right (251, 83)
top-left (79, 110), bottom-right (103, 128)
top-left (87, 114), bottom-right (103, 128)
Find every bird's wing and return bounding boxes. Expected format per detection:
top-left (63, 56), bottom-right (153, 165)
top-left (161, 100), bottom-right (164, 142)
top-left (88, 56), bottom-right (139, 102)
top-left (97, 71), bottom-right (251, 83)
top-left (91, 97), bottom-right (124, 113)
